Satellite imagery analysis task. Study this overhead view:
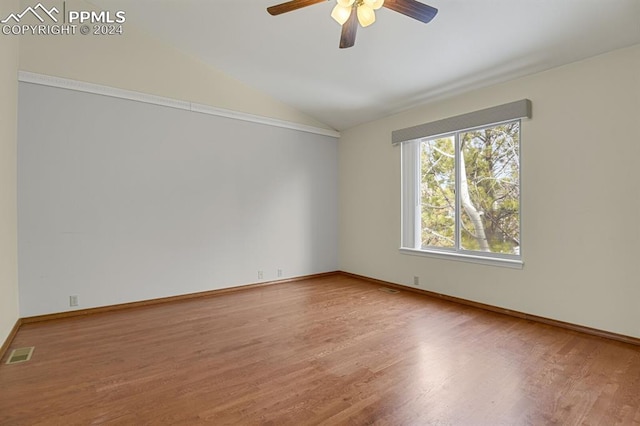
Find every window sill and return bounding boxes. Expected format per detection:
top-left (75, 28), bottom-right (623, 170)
top-left (399, 247), bottom-right (523, 269)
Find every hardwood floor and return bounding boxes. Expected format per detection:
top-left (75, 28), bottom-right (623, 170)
top-left (1, 274), bottom-right (639, 425)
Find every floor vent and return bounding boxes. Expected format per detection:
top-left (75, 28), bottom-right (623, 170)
top-left (6, 347), bottom-right (35, 365)
top-left (379, 287), bottom-right (400, 294)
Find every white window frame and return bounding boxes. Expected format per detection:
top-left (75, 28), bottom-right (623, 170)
top-left (398, 104), bottom-right (529, 269)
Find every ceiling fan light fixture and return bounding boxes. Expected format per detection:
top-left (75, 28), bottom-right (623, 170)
top-left (357, 4), bottom-right (375, 27)
top-left (267, 0), bottom-right (438, 49)
top-left (331, 3), bottom-right (352, 25)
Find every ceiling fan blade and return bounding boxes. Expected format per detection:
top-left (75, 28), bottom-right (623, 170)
top-left (339, 7), bottom-right (358, 49)
top-left (267, 0), bottom-right (328, 16)
top-left (383, 0), bottom-right (438, 23)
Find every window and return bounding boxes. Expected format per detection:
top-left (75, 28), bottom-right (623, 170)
top-left (396, 100), bottom-right (530, 268)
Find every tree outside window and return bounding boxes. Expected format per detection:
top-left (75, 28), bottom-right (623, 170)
top-left (418, 120), bottom-right (520, 257)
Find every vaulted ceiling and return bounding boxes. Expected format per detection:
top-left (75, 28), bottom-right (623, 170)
top-left (92, 0), bottom-right (640, 130)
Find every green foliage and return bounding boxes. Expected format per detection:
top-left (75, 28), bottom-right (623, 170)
top-left (420, 136), bottom-right (455, 248)
top-left (420, 122), bottom-right (520, 255)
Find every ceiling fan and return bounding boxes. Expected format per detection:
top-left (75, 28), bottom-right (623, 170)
top-left (267, 0), bottom-right (438, 49)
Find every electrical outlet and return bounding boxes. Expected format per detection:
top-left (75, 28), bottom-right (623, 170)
top-left (413, 276), bottom-right (420, 286)
top-left (258, 270), bottom-right (264, 280)
top-left (277, 269), bottom-right (283, 278)
top-left (69, 295), bottom-right (79, 307)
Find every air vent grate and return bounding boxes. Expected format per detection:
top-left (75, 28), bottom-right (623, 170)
top-left (6, 347), bottom-right (35, 365)
top-left (378, 287), bottom-right (400, 294)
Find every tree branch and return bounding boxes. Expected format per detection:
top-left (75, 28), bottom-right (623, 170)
top-left (422, 227), bottom-right (455, 246)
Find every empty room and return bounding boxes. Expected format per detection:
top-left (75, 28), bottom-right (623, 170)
top-left (1, 0), bottom-right (640, 424)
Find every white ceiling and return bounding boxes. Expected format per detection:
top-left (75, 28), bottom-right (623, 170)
top-left (92, 0), bottom-right (640, 130)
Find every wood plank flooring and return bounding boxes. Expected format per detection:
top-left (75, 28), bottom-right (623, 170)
top-left (1, 274), bottom-right (639, 425)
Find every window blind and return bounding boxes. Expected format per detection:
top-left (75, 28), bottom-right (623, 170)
top-left (392, 99), bottom-right (531, 145)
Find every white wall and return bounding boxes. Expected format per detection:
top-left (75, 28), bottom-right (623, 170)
top-left (0, 0), bottom-right (20, 344)
top-left (18, 83), bottom-right (338, 316)
top-left (339, 44), bottom-right (640, 338)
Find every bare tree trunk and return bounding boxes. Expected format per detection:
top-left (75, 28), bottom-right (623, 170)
top-left (459, 149), bottom-right (490, 251)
